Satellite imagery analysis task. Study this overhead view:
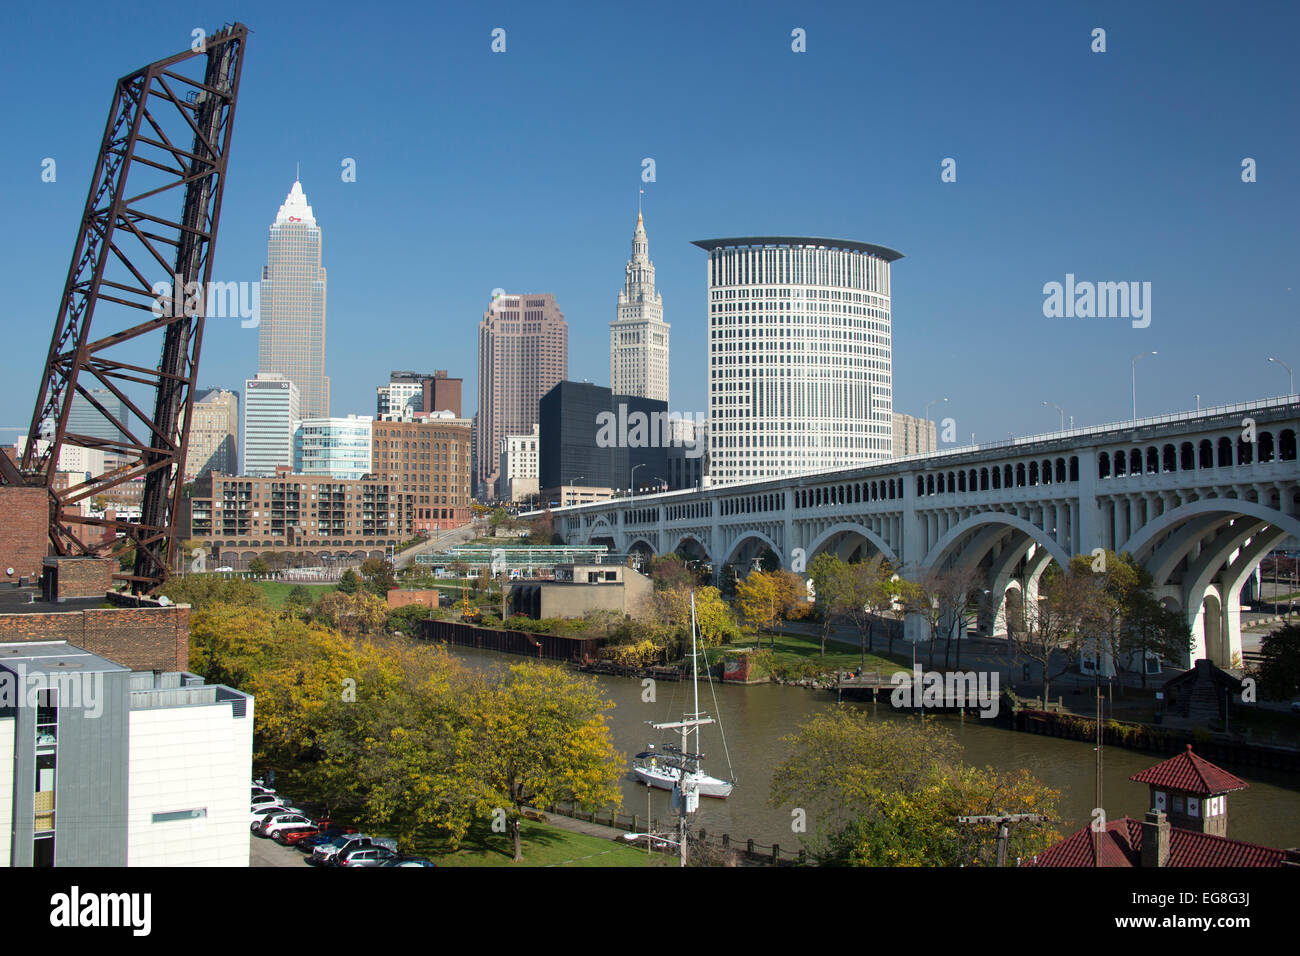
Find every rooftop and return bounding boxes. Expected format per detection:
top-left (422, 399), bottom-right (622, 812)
top-left (0, 586), bottom-right (106, 616)
top-left (691, 236), bottom-right (904, 262)
top-left (1025, 817), bottom-right (1293, 868)
top-left (0, 641), bottom-right (130, 676)
top-left (1129, 745), bottom-right (1249, 795)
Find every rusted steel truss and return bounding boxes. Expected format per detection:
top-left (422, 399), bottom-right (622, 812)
top-left (0, 23), bottom-right (247, 592)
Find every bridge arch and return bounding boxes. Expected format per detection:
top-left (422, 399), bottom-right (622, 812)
top-left (923, 512), bottom-right (1071, 573)
top-left (721, 530), bottom-right (783, 569)
top-left (805, 522), bottom-right (899, 566)
top-left (582, 516), bottom-right (616, 546)
top-left (1120, 497), bottom-right (1300, 562)
top-left (672, 534), bottom-right (712, 561)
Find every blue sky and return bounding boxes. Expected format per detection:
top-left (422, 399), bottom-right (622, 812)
top-left (1, 0), bottom-right (1296, 447)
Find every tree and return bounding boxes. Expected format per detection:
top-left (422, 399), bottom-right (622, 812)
top-left (337, 568), bottom-right (362, 594)
top-left (360, 557), bottom-right (397, 596)
top-left (839, 558), bottom-right (897, 670)
top-left (645, 554), bottom-right (697, 592)
top-left (654, 586), bottom-right (740, 654)
top-left (905, 563), bottom-right (983, 669)
top-left (734, 571), bottom-right (780, 641)
top-left (469, 663), bottom-right (623, 861)
top-left (260, 550), bottom-right (288, 572)
top-left (1125, 592), bottom-right (1193, 688)
top-left (808, 553), bottom-right (855, 657)
top-left (285, 584), bottom-right (315, 613)
top-left (770, 709), bottom-right (1060, 866)
top-left (248, 557), bottom-right (269, 575)
top-left (1256, 622), bottom-right (1300, 700)
top-left (315, 590), bottom-right (389, 637)
top-left (769, 569), bottom-right (813, 650)
top-left (488, 507), bottom-right (509, 536)
top-left (1014, 563), bottom-right (1090, 701)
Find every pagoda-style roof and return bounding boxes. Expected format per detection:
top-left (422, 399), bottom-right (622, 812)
top-left (1025, 817), bottom-right (1291, 868)
top-left (1129, 745), bottom-right (1248, 796)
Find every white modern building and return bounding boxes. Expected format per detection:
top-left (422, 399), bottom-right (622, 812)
top-left (294, 415), bottom-right (373, 481)
top-left (1, 641), bottom-right (252, 867)
top-left (611, 211), bottom-right (669, 403)
top-left (693, 236), bottom-right (902, 483)
top-left (13, 438), bottom-right (106, 478)
top-left (499, 424), bottom-right (540, 503)
top-left (242, 373), bottom-right (299, 477)
top-left (376, 372), bottom-right (426, 420)
top-left (258, 180), bottom-right (330, 418)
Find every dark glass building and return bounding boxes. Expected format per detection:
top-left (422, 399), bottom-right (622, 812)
top-left (538, 381), bottom-right (668, 499)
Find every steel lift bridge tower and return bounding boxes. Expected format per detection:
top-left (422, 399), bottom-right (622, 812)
top-left (0, 24), bottom-right (248, 593)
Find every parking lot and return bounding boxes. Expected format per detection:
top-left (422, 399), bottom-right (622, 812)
top-left (250, 832), bottom-right (311, 868)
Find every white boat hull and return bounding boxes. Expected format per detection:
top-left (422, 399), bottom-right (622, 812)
top-left (633, 765), bottom-right (733, 799)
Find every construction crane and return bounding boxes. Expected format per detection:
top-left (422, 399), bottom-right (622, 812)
top-left (0, 24), bottom-right (248, 593)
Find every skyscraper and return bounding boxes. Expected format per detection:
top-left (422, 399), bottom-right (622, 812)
top-left (242, 373), bottom-right (299, 477)
top-left (294, 415), bottom-right (373, 480)
top-left (694, 236), bottom-right (902, 483)
top-left (611, 210), bottom-right (669, 402)
top-left (183, 388), bottom-right (239, 481)
top-left (258, 180), bottom-right (329, 418)
top-left (475, 293), bottom-right (567, 499)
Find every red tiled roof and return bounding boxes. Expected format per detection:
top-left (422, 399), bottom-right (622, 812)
top-left (1129, 745), bottom-right (1248, 795)
top-left (1024, 817), bottom-right (1289, 868)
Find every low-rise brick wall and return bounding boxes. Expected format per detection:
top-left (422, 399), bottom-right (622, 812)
top-left (0, 486), bottom-right (49, 584)
top-left (0, 604), bottom-right (190, 671)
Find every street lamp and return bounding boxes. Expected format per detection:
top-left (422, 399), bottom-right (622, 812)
top-left (1041, 400), bottom-right (1064, 431)
top-left (1131, 351), bottom-right (1157, 421)
top-left (567, 476), bottom-right (585, 507)
top-left (631, 462), bottom-right (646, 499)
top-left (1267, 357), bottom-right (1294, 396)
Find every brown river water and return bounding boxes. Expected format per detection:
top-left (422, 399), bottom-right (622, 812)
top-left (446, 646), bottom-right (1300, 855)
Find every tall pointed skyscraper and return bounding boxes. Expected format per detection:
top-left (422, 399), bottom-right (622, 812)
top-left (610, 210), bottom-right (669, 402)
top-left (258, 180), bottom-right (330, 418)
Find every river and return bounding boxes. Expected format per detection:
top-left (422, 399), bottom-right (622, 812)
top-left (445, 646), bottom-right (1300, 855)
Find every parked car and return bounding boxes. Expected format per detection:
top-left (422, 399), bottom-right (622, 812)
top-left (277, 826), bottom-right (322, 846)
top-left (297, 827), bottom-right (357, 852)
top-left (215, 566), bottom-right (234, 572)
top-left (257, 813), bottom-right (315, 837)
top-left (250, 793), bottom-right (282, 809)
top-left (250, 805), bottom-right (301, 824)
top-left (380, 857), bottom-right (437, 868)
top-left (316, 835), bottom-right (398, 866)
top-left (252, 785), bottom-right (276, 799)
top-left (311, 834), bottom-right (371, 865)
top-left (338, 846), bottom-right (400, 868)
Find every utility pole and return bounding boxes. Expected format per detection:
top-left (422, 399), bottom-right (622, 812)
top-left (956, 813), bottom-right (1044, 866)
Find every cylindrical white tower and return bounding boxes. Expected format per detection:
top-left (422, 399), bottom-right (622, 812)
top-left (692, 236), bottom-right (902, 484)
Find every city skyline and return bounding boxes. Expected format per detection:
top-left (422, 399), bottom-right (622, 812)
top-left (1, 2), bottom-right (1296, 452)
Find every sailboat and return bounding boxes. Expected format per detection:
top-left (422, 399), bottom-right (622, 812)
top-left (632, 592), bottom-right (735, 799)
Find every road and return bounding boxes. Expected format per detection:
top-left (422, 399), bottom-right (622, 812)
top-left (394, 520), bottom-right (485, 571)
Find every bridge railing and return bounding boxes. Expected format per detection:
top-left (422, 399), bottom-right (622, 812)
top-left (532, 394), bottom-right (1300, 517)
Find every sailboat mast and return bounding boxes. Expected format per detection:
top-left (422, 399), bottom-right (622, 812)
top-left (691, 591), bottom-right (700, 723)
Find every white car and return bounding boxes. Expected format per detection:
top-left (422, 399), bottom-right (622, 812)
top-left (258, 813), bottom-right (314, 837)
top-left (250, 793), bottom-right (282, 809)
top-left (215, 566), bottom-right (234, 572)
top-left (250, 804), bottom-right (300, 824)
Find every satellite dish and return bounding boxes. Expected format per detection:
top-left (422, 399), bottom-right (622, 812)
top-left (5, 567), bottom-right (13, 576)
top-left (157, 595), bottom-right (171, 606)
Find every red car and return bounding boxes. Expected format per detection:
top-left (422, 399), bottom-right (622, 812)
top-left (277, 826), bottom-right (321, 846)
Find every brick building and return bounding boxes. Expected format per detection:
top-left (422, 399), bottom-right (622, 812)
top-left (186, 469), bottom-right (398, 569)
top-left (371, 414), bottom-right (472, 535)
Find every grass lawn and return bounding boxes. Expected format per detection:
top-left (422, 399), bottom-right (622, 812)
top-left (706, 631), bottom-right (911, 678)
top-left (412, 818), bottom-right (659, 867)
top-left (252, 581), bottom-right (337, 608)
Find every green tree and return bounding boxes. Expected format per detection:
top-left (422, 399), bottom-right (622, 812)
top-left (248, 557), bottom-right (269, 575)
top-left (1256, 622), bottom-right (1300, 700)
top-left (469, 663), bottom-right (623, 861)
top-left (654, 586), bottom-right (740, 654)
top-left (337, 568), bottom-right (362, 594)
top-left (360, 557), bottom-right (397, 596)
top-left (808, 553), bottom-right (855, 657)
